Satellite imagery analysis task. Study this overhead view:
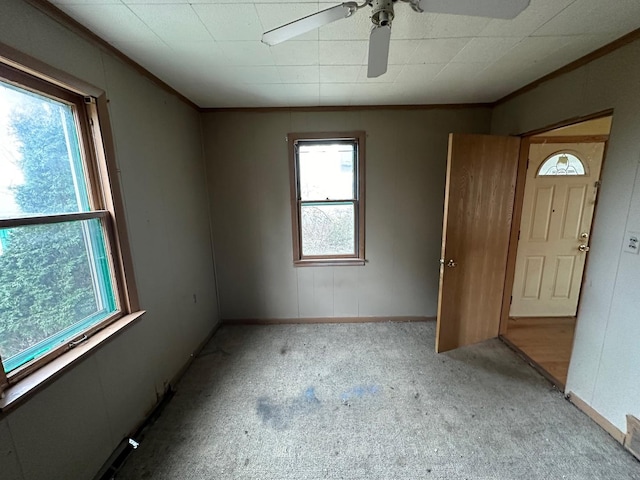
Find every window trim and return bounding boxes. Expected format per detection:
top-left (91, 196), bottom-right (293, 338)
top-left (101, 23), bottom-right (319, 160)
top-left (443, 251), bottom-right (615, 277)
top-left (288, 131), bottom-right (366, 266)
top-left (0, 46), bottom-right (141, 409)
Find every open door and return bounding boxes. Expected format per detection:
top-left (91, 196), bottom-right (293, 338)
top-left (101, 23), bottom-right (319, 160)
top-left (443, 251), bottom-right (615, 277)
top-left (436, 134), bottom-right (521, 353)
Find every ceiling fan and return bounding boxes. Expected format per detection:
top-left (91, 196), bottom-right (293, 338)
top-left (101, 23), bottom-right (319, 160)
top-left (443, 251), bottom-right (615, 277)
top-left (262, 0), bottom-right (530, 78)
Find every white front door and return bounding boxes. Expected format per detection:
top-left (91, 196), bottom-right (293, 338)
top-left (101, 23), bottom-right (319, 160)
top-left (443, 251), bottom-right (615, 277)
top-left (510, 142), bottom-right (605, 318)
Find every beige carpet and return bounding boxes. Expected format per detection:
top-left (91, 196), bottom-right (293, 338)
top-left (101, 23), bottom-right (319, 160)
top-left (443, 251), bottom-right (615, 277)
top-left (116, 322), bottom-right (639, 479)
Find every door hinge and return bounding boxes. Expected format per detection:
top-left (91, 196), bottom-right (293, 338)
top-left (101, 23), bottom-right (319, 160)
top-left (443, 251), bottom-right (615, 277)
top-left (595, 180), bottom-right (602, 188)
top-left (510, 296), bottom-right (513, 305)
top-left (526, 158), bottom-right (530, 169)
top-left (518, 230), bottom-right (521, 240)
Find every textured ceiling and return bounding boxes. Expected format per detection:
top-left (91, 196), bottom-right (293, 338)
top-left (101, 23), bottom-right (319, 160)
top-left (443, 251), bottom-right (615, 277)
top-left (50, 0), bottom-right (640, 108)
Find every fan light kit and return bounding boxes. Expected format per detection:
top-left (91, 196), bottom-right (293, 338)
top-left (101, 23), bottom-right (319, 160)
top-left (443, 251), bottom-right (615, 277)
top-left (262, 0), bottom-right (530, 78)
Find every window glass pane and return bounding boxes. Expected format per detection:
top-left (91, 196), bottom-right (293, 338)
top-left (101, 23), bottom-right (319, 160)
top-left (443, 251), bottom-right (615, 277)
top-left (301, 203), bottom-right (355, 256)
top-left (0, 218), bottom-right (117, 373)
top-left (538, 153), bottom-right (586, 176)
top-left (299, 143), bottom-right (354, 201)
top-left (0, 79), bottom-right (90, 220)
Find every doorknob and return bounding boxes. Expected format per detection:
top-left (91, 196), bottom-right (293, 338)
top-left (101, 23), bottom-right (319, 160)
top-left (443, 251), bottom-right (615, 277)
top-left (446, 259), bottom-right (457, 268)
top-left (580, 232), bottom-right (589, 240)
top-left (578, 244), bottom-right (590, 252)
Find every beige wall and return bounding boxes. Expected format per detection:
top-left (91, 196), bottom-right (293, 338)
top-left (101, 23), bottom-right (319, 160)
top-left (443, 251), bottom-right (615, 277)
top-left (0, 2), bottom-right (219, 479)
top-left (3, 1), bottom-right (638, 477)
top-left (492, 39), bottom-right (640, 433)
top-left (203, 108), bottom-right (491, 320)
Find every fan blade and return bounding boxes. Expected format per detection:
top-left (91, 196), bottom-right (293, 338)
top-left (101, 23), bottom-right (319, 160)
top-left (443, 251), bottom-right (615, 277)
top-left (367, 25), bottom-right (391, 78)
top-left (418, 0), bottom-right (530, 19)
top-left (262, 3), bottom-right (356, 46)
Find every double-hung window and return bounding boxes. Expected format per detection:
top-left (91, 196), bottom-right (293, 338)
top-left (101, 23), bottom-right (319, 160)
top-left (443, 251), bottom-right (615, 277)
top-left (0, 56), bottom-right (138, 399)
top-left (289, 132), bottom-right (366, 266)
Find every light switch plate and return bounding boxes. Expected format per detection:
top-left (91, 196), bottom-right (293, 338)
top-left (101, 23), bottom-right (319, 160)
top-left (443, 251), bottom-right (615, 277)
top-left (623, 230), bottom-right (639, 254)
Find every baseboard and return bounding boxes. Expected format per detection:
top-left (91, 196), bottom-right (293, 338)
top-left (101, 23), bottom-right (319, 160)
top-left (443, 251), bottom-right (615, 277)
top-left (566, 392), bottom-right (626, 444)
top-left (624, 415), bottom-right (640, 460)
top-left (222, 316), bottom-right (434, 325)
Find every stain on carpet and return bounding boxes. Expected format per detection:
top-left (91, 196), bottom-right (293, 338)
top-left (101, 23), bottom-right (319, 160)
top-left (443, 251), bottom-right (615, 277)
top-left (340, 385), bottom-right (381, 405)
top-left (256, 387), bottom-right (321, 429)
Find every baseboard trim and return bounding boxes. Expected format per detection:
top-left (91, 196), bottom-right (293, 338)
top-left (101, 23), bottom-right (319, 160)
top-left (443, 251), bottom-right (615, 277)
top-left (222, 316), bottom-right (434, 325)
top-left (624, 415), bottom-right (640, 460)
top-left (566, 392), bottom-right (626, 444)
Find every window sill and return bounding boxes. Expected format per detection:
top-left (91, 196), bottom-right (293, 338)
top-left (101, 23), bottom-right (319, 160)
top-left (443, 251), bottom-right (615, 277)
top-left (0, 310), bottom-right (146, 414)
top-left (294, 258), bottom-right (366, 267)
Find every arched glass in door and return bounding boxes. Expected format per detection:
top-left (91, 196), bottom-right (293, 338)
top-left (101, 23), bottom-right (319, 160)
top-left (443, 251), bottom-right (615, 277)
top-left (537, 152), bottom-right (586, 176)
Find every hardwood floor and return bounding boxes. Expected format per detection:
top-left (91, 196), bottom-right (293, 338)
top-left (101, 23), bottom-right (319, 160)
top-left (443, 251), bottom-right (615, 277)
top-left (502, 317), bottom-right (576, 389)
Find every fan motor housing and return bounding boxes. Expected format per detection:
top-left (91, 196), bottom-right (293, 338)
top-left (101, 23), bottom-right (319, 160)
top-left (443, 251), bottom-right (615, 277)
top-left (370, 0), bottom-right (395, 26)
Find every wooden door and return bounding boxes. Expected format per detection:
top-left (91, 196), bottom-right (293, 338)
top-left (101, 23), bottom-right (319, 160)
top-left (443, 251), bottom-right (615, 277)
top-left (436, 134), bottom-right (521, 353)
top-left (510, 142), bottom-right (605, 317)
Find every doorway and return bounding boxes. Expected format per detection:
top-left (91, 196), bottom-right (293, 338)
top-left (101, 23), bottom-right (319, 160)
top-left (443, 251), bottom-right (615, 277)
top-left (502, 115), bottom-right (612, 389)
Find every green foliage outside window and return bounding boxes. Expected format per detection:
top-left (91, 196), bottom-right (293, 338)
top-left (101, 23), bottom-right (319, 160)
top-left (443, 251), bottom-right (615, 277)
top-left (0, 98), bottom-right (96, 361)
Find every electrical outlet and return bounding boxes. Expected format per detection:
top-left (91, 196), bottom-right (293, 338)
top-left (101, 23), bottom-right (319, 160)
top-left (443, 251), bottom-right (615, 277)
top-left (623, 231), bottom-right (639, 254)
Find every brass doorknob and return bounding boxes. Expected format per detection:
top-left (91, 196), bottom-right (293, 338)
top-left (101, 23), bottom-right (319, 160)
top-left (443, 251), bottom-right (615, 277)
top-left (447, 259), bottom-right (457, 268)
top-left (578, 244), bottom-right (590, 252)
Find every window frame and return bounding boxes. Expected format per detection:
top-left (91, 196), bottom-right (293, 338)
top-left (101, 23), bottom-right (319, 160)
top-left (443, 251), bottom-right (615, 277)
top-left (288, 131), bottom-right (366, 266)
top-left (0, 47), bottom-right (141, 406)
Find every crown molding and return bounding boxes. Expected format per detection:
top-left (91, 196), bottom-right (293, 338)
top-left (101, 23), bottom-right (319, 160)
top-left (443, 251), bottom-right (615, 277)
top-left (201, 103), bottom-right (493, 113)
top-left (25, 0), bottom-right (199, 111)
top-left (494, 27), bottom-right (640, 107)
